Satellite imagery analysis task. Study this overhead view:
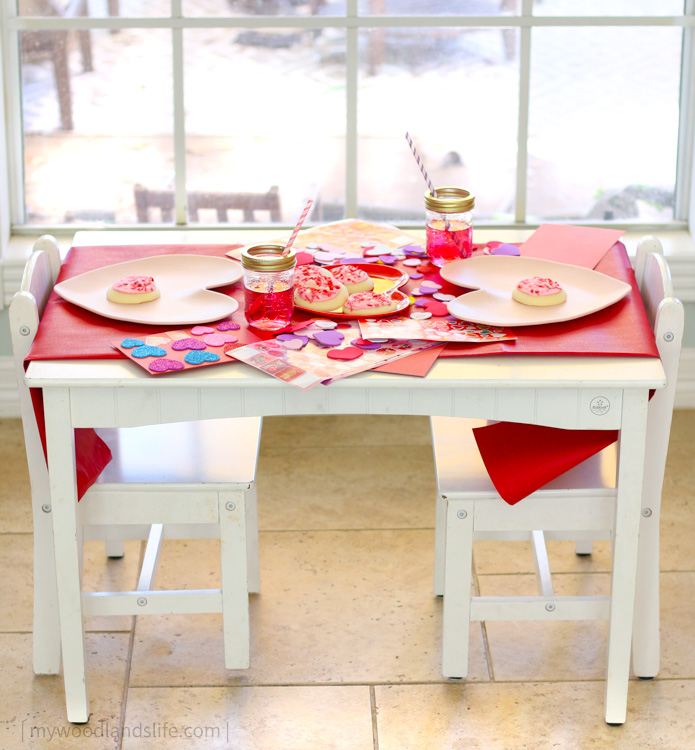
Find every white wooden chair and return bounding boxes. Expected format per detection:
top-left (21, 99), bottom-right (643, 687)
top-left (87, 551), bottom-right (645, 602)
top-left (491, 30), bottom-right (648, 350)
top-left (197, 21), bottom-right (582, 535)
top-left (10, 236), bottom-right (262, 721)
top-left (430, 237), bottom-right (683, 723)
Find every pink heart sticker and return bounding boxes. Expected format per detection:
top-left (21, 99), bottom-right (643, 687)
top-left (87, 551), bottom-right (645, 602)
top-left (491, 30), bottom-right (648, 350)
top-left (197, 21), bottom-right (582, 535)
top-left (204, 333), bottom-right (238, 346)
top-left (191, 325), bottom-right (215, 335)
top-left (327, 346), bottom-right (364, 360)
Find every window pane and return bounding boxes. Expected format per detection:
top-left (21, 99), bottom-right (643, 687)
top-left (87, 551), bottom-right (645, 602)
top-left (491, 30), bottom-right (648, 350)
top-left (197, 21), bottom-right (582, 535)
top-left (360, 0), bottom-right (519, 17)
top-left (184, 27), bottom-right (346, 224)
top-left (527, 26), bottom-right (681, 223)
top-left (182, 1), bottom-right (343, 17)
top-left (357, 26), bottom-right (519, 223)
top-left (21, 27), bottom-right (174, 224)
top-left (534, 0), bottom-right (684, 17)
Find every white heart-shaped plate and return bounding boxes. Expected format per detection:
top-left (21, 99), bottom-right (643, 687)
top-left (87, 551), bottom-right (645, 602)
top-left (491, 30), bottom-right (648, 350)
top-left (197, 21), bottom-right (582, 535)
top-left (440, 255), bottom-right (631, 327)
top-left (55, 255), bottom-right (242, 325)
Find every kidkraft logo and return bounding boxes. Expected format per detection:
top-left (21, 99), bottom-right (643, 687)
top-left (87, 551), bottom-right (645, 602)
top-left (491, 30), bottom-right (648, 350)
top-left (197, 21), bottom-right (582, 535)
top-left (590, 397), bottom-right (610, 416)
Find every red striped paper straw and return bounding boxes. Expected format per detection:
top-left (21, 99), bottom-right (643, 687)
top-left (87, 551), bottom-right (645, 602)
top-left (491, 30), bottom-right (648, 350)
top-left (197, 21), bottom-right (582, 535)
top-left (405, 132), bottom-right (437, 198)
top-left (284, 198), bottom-right (313, 255)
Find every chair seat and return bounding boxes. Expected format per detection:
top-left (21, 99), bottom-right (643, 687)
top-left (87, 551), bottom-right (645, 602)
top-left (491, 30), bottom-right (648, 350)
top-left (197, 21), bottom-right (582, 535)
top-left (95, 417), bottom-right (261, 486)
top-left (432, 417), bottom-right (617, 496)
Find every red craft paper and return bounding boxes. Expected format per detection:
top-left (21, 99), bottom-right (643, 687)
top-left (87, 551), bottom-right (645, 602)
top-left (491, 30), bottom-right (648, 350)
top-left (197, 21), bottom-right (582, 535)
top-left (520, 223), bottom-right (625, 269)
top-left (472, 421), bottom-right (619, 505)
top-left (373, 344), bottom-right (446, 376)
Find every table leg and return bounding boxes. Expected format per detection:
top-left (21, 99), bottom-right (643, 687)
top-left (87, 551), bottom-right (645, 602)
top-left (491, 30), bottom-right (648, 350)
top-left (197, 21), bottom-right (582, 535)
top-left (44, 388), bottom-right (89, 723)
top-left (604, 389), bottom-right (649, 725)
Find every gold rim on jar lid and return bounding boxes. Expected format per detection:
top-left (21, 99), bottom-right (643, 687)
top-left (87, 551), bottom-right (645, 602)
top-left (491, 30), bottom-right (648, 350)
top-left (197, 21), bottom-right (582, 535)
top-left (424, 187), bottom-right (475, 213)
top-left (241, 244), bottom-right (296, 271)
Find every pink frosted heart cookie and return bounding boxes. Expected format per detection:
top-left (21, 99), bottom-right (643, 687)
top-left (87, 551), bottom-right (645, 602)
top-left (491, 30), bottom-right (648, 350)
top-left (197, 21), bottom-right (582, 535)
top-left (294, 274), bottom-right (348, 312)
top-left (342, 292), bottom-right (399, 316)
top-left (106, 275), bottom-right (160, 304)
top-left (512, 277), bottom-right (567, 307)
top-left (327, 264), bottom-right (374, 294)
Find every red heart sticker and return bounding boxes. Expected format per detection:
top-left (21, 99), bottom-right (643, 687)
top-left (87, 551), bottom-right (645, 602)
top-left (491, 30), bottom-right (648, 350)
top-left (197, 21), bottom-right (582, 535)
top-left (327, 346), bottom-right (364, 360)
top-left (422, 299), bottom-right (449, 316)
top-left (296, 251), bottom-right (315, 265)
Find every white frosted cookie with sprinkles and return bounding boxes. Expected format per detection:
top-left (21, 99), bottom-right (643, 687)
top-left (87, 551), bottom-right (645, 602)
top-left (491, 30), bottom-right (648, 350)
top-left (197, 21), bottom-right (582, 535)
top-left (327, 264), bottom-right (374, 294)
top-left (512, 276), bottom-right (567, 307)
top-left (343, 291), bottom-right (399, 316)
top-left (107, 275), bottom-right (160, 304)
top-left (294, 274), bottom-right (349, 312)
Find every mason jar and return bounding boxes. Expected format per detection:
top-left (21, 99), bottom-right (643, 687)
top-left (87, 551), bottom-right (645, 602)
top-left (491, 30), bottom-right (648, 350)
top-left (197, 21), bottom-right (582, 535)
top-left (241, 244), bottom-right (296, 331)
top-left (424, 187), bottom-right (475, 267)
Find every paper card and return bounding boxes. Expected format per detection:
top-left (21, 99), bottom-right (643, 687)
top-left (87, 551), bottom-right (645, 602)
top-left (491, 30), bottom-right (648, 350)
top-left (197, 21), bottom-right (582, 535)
top-left (520, 224), bottom-right (625, 269)
top-left (358, 316), bottom-right (515, 343)
top-left (373, 344), bottom-right (446, 376)
top-left (228, 320), bottom-right (440, 390)
top-left (113, 325), bottom-right (243, 375)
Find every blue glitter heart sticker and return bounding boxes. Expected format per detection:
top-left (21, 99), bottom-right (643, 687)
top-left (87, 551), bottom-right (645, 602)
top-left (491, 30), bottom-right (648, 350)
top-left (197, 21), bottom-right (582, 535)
top-left (131, 345), bottom-right (167, 358)
top-left (184, 350), bottom-right (220, 365)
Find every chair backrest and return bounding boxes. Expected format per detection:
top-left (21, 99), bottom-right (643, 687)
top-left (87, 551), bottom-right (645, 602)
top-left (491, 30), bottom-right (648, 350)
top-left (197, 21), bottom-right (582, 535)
top-left (134, 184), bottom-right (282, 223)
top-left (9, 236), bottom-right (62, 499)
top-left (637, 244), bottom-right (684, 505)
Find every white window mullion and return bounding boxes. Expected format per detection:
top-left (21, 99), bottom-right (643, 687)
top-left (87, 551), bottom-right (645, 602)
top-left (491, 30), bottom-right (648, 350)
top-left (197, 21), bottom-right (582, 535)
top-left (514, 0), bottom-right (533, 225)
top-left (345, 1), bottom-right (358, 218)
top-left (172, 0), bottom-right (187, 225)
top-left (677, 0), bottom-right (695, 224)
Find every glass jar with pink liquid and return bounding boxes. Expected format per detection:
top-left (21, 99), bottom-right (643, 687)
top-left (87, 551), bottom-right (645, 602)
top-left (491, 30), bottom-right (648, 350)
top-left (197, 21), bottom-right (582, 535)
top-left (241, 244), bottom-right (296, 331)
top-left (424, 187), bottom-right (475, 267)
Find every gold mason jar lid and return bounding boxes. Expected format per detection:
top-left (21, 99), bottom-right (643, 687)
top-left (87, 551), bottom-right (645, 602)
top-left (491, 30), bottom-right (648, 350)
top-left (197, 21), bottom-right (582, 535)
top-left (424, 186), bottom-right (475, 213)
top-left (241, 244), bottom-right (296, 272)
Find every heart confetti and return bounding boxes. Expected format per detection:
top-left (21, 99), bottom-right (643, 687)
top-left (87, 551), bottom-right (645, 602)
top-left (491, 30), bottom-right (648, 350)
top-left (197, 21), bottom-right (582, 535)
top-left (313, 330), bottom-right (345, 347)
top-left (148, 358), bottom-right (185, 373)
top-left (191, 325), bottom-right (215, 335)
top-left (314, 319), bottom-right (338, 329)
top-left (184, 350), bottom-right (220, 365)
top-left (351, 337), bottom-right (383, 350)
top-left (171, 337), bottom-right (206, 351)
top-left (145, 336), bottom-right (170, 346)
top-left (327, 346), bottom-right (364, 360)
top-left (295, 251), bottom-right (315, 265)
top-left (410, 311), bottom-right (432, 320)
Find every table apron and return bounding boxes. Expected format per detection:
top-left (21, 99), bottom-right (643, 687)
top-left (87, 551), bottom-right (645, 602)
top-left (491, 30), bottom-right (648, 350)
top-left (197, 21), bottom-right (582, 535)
top-left (64, 385), bottom-right (626, 430)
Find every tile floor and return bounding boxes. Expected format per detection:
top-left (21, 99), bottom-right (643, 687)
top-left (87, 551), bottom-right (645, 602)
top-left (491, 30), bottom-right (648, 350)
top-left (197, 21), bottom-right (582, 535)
top-left (0, 411), bottom-right (693, 749)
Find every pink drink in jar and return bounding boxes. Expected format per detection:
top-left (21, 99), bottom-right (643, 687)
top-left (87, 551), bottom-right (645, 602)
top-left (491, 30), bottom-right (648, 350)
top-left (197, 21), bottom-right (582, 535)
top-left (241, 244), bottom-right (296, 331)
top-left (426, 219), bottom-right (472, 266)
top-left (244, 283), bottom-right (294, 331)
top-left (424, 187), bottom-right (475, 267)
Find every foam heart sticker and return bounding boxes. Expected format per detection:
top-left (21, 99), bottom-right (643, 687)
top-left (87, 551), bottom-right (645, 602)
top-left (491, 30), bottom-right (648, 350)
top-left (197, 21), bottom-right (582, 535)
top-left (204, 333), bottom-right (238, 346)
top-left (131, 345), bottom-right (167, 358)
top-left (168, 330), bottom-right (191, 340)
top-left (421, 299), bottom-right (450, 317)
top-left (149, 358), bottom-right (185, 373)
top-left (191, 325), bottom-right (215, 335)
top-left (276, 334), bottom-right (309, 348)
top-left (280, 339), bottom-right (305, 350)
top-left (378, 255), bottom-right (398, 265)
top-left (171, 337), bottom-right (206, 351)
top-left (327, 346), bottom-right (364, 360)
top-left (145, 336), bottom-right (170, 346)
top-left (402, 245), bottom-right (427, 256)
top-left (217, 320), bottom-right (241, 331)
top-left (313, 330), bottom-right (345, 347)
top-left (121, 338), bottom-right (144, 348)
top-left (296, 251), bottom-right (315, 266)
top-left (184, 350), bottom-right (220, 365)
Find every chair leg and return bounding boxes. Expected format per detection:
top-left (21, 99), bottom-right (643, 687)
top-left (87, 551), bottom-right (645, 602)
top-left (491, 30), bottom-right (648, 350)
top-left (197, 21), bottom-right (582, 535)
top-left (245, 486), bottom-right (261, 594)
top-left (433, 491), bottom-right (447, 596)
top-left (218, 490), bottom-right (250, 670)
top-left (442, 497), bottom-right (474, 679)
top-left (574, 539), bottom-right (594, 555)
top-left (32, 509), bottom-right (61, 674)
top-left (632, 510), bottom-right (660, 678)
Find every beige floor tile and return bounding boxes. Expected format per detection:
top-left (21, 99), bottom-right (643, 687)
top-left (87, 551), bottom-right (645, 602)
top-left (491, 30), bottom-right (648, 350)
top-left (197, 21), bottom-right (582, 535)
top-left (668, 409), bottom-right (695, 443)
top-left (0, 534), bottom-right (140, 632)
top-left (375, 680), bottom-right (695, 750)
top-left (129, 531), bottom-right (489, 686)
top-left (122, 685), bottom-right (373, 750)
top-left (256, 442), bottom-right (437, 531)
top-left (260, 414), bottom-right (434, 450)
top-left (479, 573), bottom-right (610, 682)
top-left (0, 632), bottom-right (128, 750)
top-left (659, 480), bottom-right (695, 571)
top-left (0, 418), bottom-right (33, 533)
top-left (658, 572), bottom-right (695, 678)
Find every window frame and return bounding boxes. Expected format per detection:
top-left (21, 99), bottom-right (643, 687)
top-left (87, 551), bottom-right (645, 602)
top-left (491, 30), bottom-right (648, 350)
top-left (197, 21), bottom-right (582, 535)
top-left (1, 0), bottom-right (695, 238)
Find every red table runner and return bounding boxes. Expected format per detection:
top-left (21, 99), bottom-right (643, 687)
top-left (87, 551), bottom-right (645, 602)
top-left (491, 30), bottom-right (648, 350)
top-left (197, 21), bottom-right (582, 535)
top-left (26, 241), bottom-right (659, 504)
